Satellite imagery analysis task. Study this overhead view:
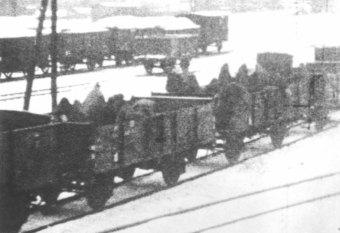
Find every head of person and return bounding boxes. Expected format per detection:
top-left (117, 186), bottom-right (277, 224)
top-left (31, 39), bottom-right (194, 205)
top-left (218, 63), bottom-right (232, 84)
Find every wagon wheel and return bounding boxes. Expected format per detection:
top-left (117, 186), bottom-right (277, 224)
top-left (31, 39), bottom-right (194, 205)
top-left (312, 105), bottom-right (328, 132)
top-left (115, 57), bottom-right (122, 66)
top-left (86, 60), bottom-right (96, 71)
top-left (40, 66), bottom-right (50, 75)
top-left (315, 116), bottom-right (327, 132)
top-left (22, 71), bottom-right (28, 77)
top-left (161, 60), bottom-right (175, 75)
top-left (40, 187), bottom-right (60, 215)
top-left (97, 58), bottom-right (104, 68)
top-left (201, 44), bottom-right (208, 53)
top-left (117, 167), bottom-right (136, 181)
top-left (270, 122), bottom-right (287, 148)
top-left (4, 72), bottom-right (13, 79)
top-left (161, 156), bottom-right (185, 186)
top-left (60, 64), bottom-right (75, 73)
top-left (162, 65), bottom-right (174, 75)
top-left (216, 41), bottom-right (223, 52)
top-left (86, 174), bottom-right (113, 210)
top-left (0, 188), bottom-right (30, 233)
top-left (186, 148), bottom-right (198, 162)
top-left (144, 62), bottom-right (153, 75)
top-left (125, 58), bottom-right (133, 66)
top-left (224, 135), bottom-right (244, 164)
top-left (180, 57), bottom-right (191, 73)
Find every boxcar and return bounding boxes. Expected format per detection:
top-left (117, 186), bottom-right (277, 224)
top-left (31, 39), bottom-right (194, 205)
top-left (134, 34), bottom-right (198, 74)
top-left (178, 11), bottom-right (228, 53)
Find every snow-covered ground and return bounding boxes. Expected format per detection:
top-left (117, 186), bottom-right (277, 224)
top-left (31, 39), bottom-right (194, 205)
top-left (35, 114), bottom-right (340, 233)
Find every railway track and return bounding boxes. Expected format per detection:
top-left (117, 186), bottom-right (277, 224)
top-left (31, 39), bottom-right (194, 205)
top-left (0, 82), bottom-right (93, 102)
top-left (0, 50), bottom-right (231, 85)
top-left (22, 118), bottom-right (339, 233)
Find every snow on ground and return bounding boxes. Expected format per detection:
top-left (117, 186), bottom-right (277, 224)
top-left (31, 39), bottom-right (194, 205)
top-left (37, 114), bottom-right (340, 233)
top-left (1, 11), bottom-right (340, 113)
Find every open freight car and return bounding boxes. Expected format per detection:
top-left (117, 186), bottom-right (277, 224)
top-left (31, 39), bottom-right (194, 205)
top-left (0, 95), bottom-right (215, 232)
top-left (87, 96), bottom-right (215, 207)
top-left (57, 20), bottom-right (109, 72)
top-left (95, 16), bottom-right (146, 66)
top-left (0, 110), bottom-right (92, 233)
top-left (153, 52), bottom-right (331, 160)
top-left (0, 29), bottom-right (50, 79)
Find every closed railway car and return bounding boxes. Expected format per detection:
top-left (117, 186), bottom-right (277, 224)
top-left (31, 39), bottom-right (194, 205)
top-left (178, 11), bottom-right (228, 53)
top-left (134, 34), bottom-right (198, 74)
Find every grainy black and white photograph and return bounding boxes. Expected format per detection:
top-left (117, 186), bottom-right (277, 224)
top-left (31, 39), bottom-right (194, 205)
top-left (0, 0), bottom-right (340, 232)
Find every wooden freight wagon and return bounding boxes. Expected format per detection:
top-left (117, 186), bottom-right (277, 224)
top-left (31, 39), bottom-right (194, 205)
top-left (0, 110), bottom-right (93, 232)
top-left (0, 30), bottom-right (50, 79)
top-left (178, 11), bottom-right (228, 53)
top-left (90, 96), bottom-right (215, 195)
top-left (134, 34), bottom-right (198, 74)
top-left (57, 21), bottom-right (109, 71)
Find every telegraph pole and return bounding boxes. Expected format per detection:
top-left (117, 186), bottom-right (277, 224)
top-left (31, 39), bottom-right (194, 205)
top-left (23, 0), bottom-right (49, 110)
top-left (51, 0), bottom-right (58, 110)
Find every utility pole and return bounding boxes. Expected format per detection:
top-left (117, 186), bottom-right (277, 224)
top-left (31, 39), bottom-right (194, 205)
top-left (51, 0), bottom-right (58, 110)
top-left (23, 0), bottom-right (49, 110)
top-left (10, 0), bottom-right (18, 16)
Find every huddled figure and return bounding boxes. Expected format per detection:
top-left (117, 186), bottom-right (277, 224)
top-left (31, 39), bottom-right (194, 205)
top-left (166, 71), bottom-right (201, 95)
top-left (53, 82), bottom-right (156, 128)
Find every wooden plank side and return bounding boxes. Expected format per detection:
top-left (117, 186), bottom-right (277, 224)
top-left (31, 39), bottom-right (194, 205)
top-left (11, 124), bottom-right (59, 191)
top-left (0, 132), bottom-right (9, 186)
top-left (197, 103), bottom-right (215, 146)
top-left (176, 107), bottom-right (195, 153)
top-left (93, 124), bottom-right (118, 173)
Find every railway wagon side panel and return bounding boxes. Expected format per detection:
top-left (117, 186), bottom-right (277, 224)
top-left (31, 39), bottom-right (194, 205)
top-left (0, 37), bottom-right (34, 74)
top-left (58, 31), bottom-right (108, 68)
top-left (134, 35), bottom-right (198, 58)
top-left (176, 107), bottom-right (196, 153)
top-left (0, 132), bottom-right (10, 186)
top-left (56, 123), bottom-right (93, 177)
top-left (10, 122), bottom-right (92, 191)
top-left (134, 37), bottom-right (173, 57)
top-left (11, 125), bottom-right (59, 191)
top-left (325, 73), bottom-right (340, 108)
top-left (92, 124), bottom-right (117, 174)
top-left (197, 103), bottom-right (215, 145)
top-left (250, 91), bottom-right (266, 128)
top-left (93, 99), bottom-right (215, 174)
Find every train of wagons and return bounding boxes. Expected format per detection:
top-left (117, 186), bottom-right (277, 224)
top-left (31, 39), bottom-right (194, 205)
top-left (1, 46), bottom-right (340, 232)
top-left (0, 11), bottom-right (228, 79)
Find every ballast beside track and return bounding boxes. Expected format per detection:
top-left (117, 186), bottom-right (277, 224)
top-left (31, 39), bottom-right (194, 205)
top-left (21, 116), bottom-right (340, 233)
